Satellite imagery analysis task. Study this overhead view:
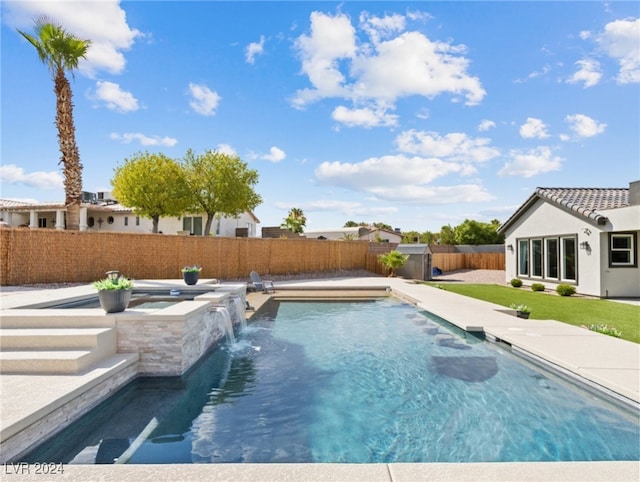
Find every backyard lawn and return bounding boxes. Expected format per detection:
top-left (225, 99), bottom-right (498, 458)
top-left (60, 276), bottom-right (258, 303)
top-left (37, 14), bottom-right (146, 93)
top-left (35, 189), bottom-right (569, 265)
top-left (425, 283), bottom-right (640, 344)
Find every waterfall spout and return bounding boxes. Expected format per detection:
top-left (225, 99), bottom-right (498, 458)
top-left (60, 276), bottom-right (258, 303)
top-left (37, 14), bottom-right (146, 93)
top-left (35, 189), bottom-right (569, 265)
top-left (213, 307), bottom-right (235, 344)
top-left (231, 295), bottom-right (247, 331)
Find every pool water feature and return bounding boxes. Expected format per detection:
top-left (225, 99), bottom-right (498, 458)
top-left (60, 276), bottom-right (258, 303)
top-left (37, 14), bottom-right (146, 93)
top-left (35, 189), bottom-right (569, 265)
top-left (20, 299), bottom-right (639, 464)
top-left (32, 291), bottom-right (217, 310)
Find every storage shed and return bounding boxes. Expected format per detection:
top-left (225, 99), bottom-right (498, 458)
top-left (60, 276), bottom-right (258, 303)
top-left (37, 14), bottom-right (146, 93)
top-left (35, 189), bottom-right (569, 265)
top-left (395, 244), bottom-right (433, 281)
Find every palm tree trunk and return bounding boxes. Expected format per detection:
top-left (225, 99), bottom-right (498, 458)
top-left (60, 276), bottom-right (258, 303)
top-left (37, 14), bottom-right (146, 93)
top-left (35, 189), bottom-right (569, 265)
top-left (55, 69), bottom-right (83, 230)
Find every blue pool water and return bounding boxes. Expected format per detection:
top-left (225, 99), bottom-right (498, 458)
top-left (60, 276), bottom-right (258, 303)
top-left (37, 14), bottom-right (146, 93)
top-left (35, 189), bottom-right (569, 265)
top-left (22, 299), bottom-right (639, 463)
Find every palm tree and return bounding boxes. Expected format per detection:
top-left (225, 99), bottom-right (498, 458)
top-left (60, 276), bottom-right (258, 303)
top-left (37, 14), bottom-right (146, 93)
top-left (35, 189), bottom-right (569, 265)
top-left (18, 17), bottom-right (91, 231)
top-left (282, 207), bottom-right (306, 234)
top-left (378, 250), bottom-right (409, 277)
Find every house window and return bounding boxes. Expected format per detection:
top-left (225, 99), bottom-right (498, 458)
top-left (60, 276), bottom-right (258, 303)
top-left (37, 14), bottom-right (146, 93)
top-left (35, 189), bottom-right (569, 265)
top-left (136, 217), bottom-right (140, 226)
top-left (38, 218), bottom-right (47, 228)
top-left (609, 233), bottom-right (636, 267)
top-left (531, 239), bottom-right (543, 277)
top-left (561, 236), bottom-right (576, 281)
top-left (183, 216), bottom-right (203, 236)
top-left (107, 216), bottom-right (114, 224)
top-left (545, 238), bottom-right (559, 279)
top-left (88, 217), bottom-right (95, 228)
top-left (124, 217), bottom-right (128, 226)
top-left (517, 239), bottom-right (529, 276)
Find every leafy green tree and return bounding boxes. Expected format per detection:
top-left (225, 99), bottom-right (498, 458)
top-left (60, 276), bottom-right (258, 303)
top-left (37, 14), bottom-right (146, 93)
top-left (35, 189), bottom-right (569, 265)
top-left (343, 220), bottom-right (359, 227)
top-left (282, 207), bottom-right (307, 234)
top-left (183, 149), bottom-right (262, 236)
top-left (439, 224), bottom-right (457, 245)
top-left (18, 17), bottom-right (91, 231)
top-left (378, 250), bottom-right (409, 277)
top-left (454, 219), bottom-right (504, 244)
top-left (111, 151), bottom-right (191, 233)
top-left (372, 222), bottom-right (393, 231)
top-left (402, 230), bottom-right (439, 244)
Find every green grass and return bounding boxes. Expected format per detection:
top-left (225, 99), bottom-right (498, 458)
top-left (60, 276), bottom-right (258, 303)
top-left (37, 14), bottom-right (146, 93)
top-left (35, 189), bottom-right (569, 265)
top-left (425, 283), bottom-right (640, 344)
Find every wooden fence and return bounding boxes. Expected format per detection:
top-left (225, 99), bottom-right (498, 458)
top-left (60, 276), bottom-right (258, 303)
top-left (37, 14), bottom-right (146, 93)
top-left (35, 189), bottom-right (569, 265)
top-left (432, 252), bottom-right (505, 272)
top-left (0, 228), bottom-right (389, 286)
top-left (0, 228), bottom-right (505, 286)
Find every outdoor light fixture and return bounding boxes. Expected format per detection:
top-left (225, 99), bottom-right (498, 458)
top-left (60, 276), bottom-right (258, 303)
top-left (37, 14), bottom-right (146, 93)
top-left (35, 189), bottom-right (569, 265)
top-left (106, 270), bottom-right (121, 280)
top-left (579, 241), bottom-right (590, 250)
top-left (507, 244), bottom-right (514, 252)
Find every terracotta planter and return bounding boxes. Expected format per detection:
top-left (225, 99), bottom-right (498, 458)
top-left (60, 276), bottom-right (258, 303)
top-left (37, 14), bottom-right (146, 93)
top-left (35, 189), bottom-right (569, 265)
top-left (98, 289), bottom-right (132, 313)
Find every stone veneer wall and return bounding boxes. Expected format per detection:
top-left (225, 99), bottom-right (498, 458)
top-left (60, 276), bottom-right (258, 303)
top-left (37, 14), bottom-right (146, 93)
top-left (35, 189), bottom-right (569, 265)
top-left (1, 358), bottom-right (139, 462)
top-left (116, 303), bottom-right (230, 377)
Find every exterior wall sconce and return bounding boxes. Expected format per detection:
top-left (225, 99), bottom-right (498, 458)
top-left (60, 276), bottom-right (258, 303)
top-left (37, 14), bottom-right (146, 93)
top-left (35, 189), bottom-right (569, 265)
top-left (507, 244), bottom-right (514, 252)
top-left (579, 241), bottom-right (590, 250)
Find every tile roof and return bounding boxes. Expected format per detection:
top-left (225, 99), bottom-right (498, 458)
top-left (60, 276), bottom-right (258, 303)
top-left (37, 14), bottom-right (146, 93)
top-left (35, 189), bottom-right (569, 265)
top-left (536, 187), bottom-right (629, 214)
top-left (499, 186), bottom-right (630, 233)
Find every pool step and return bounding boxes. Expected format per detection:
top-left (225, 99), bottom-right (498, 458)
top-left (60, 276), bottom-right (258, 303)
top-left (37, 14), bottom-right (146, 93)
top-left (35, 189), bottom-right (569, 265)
top-left (0, 328), bottom-right (115, 350)
top-left (0, 327), bottom-right (117, 374)
top-left (0, 310), bottom-right (116, 329)
top-left (0, 349), bottom-right (115, 374)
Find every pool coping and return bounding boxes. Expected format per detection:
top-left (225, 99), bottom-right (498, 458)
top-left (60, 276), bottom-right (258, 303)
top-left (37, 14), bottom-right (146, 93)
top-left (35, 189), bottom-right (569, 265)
top-left (1, 277), bottom-right (639, 481)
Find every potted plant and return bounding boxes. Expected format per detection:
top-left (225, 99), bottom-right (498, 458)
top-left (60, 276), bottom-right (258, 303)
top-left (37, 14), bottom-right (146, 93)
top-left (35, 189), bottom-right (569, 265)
top-left (181, 265), bottom-right (202, 285)
top-left (93, 271), bottom-right (134, 313)
top-left (510, 303), bottom-right (531, 319)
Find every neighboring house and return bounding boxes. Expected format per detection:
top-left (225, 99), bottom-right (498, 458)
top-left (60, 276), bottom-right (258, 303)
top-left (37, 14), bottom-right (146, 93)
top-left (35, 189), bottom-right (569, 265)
top-left (498, 181), bottom-right (640, 298)
top-left (304, 226), bottom-right (403, 243)
top-left (0, 191), bottom-right (260, 237)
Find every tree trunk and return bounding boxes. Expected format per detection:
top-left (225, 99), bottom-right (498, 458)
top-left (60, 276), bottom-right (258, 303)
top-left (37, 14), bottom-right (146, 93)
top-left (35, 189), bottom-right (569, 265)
top-left (152, 215), bottom-right (159, 233)
top-left (203, 213), bottom-right (216, 236)
top-left (55, 69), bottom-right (83, 231)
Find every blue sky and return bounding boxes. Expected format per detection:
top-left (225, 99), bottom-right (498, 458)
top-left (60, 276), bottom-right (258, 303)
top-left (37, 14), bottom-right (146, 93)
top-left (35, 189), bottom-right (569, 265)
top-left (2, 1), bottom-right (639, 233)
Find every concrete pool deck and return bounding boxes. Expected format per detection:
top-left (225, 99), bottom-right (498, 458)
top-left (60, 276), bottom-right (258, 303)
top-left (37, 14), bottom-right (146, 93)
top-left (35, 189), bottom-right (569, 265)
top-left (1, 277), bottom-right (639, 481)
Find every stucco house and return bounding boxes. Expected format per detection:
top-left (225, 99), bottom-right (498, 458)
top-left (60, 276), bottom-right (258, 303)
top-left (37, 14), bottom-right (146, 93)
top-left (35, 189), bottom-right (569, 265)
top-left (498, 181), bottom-right (639, 298)
top-left (0, 191), bottom-right (260, 237)
top-left (304, 226), bottom-right (403, 243)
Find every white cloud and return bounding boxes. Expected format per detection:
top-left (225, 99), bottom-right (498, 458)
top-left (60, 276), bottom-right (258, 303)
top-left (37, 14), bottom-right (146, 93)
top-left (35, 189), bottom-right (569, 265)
top-left (6, 0), bottom-right (143, 77)
top-left (519, 118), bottom-right (549, 139)
top-left (498, 146), bottom-right (563, 178)
top-left (597, 17), bottom-right (640, 84)
top-left (567, 59), bottom-right (602, 87)
top-left (188, 83), bottom-right (221, 116)
top-left (395, 130), bottom-right (500, 163)
top-left (478, 120), bottom-right (496, 132)
top-left (0, 164), bottom-right (63, 190)
top-left (110, 132), bottom-right (177, 147)
top-left (245, 35), bottom-right (265, 64)
top-left (332, 105), bottom-right (398, 128)
top-left (217, 144), bottom-right (237, 156)
top-left (291, 10), bottom-right (485, 125)
top-left (315, 154), bottom-right (462, 191)
top-left (93, 81), bottom-right (139, 112)
top-left (261, 146), bottom-right (286, 163)
top-left (359, 11), bottom-right (406, 44)
top-left (564, 114), bottom-right (607, 138)
top-left (368, 184), bottom-right (494, 204)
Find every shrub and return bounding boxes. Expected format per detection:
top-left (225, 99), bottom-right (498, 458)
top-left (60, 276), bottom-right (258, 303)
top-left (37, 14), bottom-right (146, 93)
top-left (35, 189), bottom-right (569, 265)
top-left (531, 283), bottom-right (545, 292)
top-left (556, 284), bottom-right (576, 296)
top-left (510, 303), bottom-right (531, 313)
top-left (510, 278), bottom-right (523, 288)
top-left (588, 324), bottom-right (622, 338)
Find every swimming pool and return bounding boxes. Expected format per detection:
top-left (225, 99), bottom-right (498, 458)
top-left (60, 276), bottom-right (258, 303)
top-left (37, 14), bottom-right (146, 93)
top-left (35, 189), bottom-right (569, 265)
top-left (21, 299), bottom-right (639, 464)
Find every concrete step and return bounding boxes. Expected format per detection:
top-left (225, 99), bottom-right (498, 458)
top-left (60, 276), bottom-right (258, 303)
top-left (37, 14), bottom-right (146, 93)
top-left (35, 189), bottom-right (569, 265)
top-left (0, 310), bottom-right (115, 329)
top-left (0, 328), bottom-right (115, 351)
top-left (0, 349), bottom-right (113, 374)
